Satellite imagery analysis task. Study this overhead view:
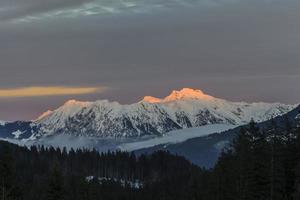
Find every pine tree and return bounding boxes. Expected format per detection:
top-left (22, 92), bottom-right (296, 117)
top-left (292, 127), bottom-right (300, 199)
top-left (294, 162), bottom-right (300, 200)
top-left (46, 166), bottom-right (65, 200)
top-left (247, 120), bottom-right (270, 200)
top-left (0, 144), bottom-right (17, 200)
top-left (267, 120), bottom-right (286, 200)
top-left (232, 128), bottom-right (253, 200)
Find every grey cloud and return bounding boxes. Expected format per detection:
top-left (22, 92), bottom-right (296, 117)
top-left (0, 0), bottom-right (250, 21)
top-left (0, 0), bottom-right (94, 21)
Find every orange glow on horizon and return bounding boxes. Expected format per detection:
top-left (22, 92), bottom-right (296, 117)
top-left (0, 86), bottom-right (106, 98)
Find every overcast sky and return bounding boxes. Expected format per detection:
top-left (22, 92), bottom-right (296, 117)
top-left (0, 0), bottom-right (300, 121)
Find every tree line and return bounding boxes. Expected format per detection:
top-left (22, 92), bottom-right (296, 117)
top-left (211, 119), bottom-right (300, 200)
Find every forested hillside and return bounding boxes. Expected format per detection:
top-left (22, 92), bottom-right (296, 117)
top-left (1, 119), bottom-right (300, 200)
top-left (0, 142), bottom-right (206, 200)
top-left (212, 120), bottom-right (300, 200)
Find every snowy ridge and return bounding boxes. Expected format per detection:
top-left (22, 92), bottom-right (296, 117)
top-left (31, 88), bottom-right (296, 138)
top-left (35, 110), bottom-right (53, 121)
top-left (34, 100), bottom-right (92, 137)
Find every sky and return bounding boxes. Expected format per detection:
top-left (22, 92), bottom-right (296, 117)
top-left (0, 0), bottom-right (300, 121)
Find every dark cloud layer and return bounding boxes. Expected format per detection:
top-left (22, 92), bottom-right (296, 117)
top-left (0, 0), bottom-right (300, 120)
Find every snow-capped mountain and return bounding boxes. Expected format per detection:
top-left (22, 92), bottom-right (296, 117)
top-left (30, 88), bottom-right (296, 138)
top-left (0, 88), bottom-right (297, 139)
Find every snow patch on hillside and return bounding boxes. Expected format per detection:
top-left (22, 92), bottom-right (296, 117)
top-left (86, 176), bottom-right (143, 189)
top-left (12, 130), bottom-right (25, 139)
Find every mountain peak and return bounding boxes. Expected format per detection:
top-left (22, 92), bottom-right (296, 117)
top-left (142, 96), bottom-right (162, 103)
top-left (63, 99), bottom-right (91, 107)
top-left (35, 110), bottom-right (53, 121)
top-left (0, 120), bottom-right (6, 126)
top-left (141, 88), bottom-right (215, 103)
top-left (163, 88), bottom-right (214, 102)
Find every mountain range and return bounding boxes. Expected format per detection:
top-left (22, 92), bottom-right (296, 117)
top-left (0, 88), bottom-right (296, 140)
top-left (0, 88), bottom-right (296, 141)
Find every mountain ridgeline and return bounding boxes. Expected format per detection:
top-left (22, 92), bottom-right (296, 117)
top-left (0, 88), bottom-right (295, 140)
